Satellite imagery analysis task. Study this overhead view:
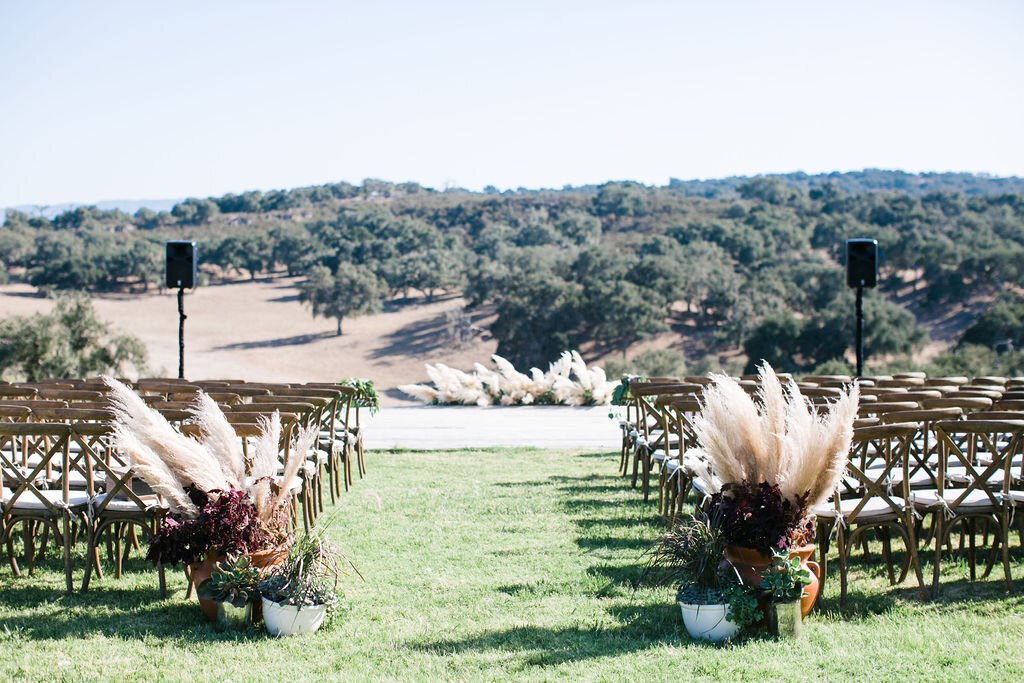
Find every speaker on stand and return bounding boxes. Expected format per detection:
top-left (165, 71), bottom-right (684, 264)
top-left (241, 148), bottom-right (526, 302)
top-left (166, 241), bottom-right (198, 378)
top-left (845, 238), bottom-right (878, 377)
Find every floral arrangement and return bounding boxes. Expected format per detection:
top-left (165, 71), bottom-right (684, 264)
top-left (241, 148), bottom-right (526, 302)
top-left (340, 378), bottom-right (380, 415)
top-left (104, 377), bottom-right (317, 565)
top-left (398, 351), bottom-right (616, 406)
top-left (686, 362), bottom-right (858, 553)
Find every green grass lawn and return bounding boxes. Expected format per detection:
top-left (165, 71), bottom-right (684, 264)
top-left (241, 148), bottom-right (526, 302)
top-left (1, 448), bottom-right (1023, 681)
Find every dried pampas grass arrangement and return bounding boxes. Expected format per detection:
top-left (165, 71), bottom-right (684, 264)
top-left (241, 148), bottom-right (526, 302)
top-left (691, 362), bottom-right (859, 509)
top-left (103, 377), bottom-right (293, 523)
top-left (398, 351), bottom-right (616, 406)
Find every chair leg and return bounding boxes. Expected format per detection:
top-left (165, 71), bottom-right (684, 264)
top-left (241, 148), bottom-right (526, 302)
top-left (838, 525), bottom-right (849, 607)
top-left (904, 513), bottom-right (926, 598)
top-left (81, 529), bottom-right (96, 593)
top-left (931, 514), bottom-right (944, 600)
top-left (880, 527), bottom-right (896, 585)
top-left (1000, 507), bottom-right (1013, 591)
top-left (62, 513), bottom-right (73, 596)
top-left (967, 518), bottom-right (977, 582)
top-left (26, 521), bottom-right (36, 575)
top-left (357, 433), bottom-right (366, 477)
top-left (6, 522), bottom-right (21, 576)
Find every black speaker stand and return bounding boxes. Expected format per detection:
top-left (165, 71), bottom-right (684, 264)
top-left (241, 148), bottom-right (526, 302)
top-left (855, 284), bottom-right (864, 378)
top-left (177, 287), bottom-right (187, 379)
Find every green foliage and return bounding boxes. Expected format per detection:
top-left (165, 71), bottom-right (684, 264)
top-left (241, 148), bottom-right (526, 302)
top-left (6, 173), bottom-right (1024, 376)
top-left (960, 292), bottom-right (1024, 350)
top-left (197, 555), bottom-right (262, 608)
top-left (339, 378), bottom-right (380, 415)
top-left (604, 348), bottom-right (686, 380)
top-left (759, 550), bottom-right (812, 603)
top-left (299, 262), bottom-right (383, 335)
top-left (258, 527), bottom-right (352, 611)
top-left (0, 295), bottom-right (147, 381)
top-left (923, 344), bottom-right (1024, 377)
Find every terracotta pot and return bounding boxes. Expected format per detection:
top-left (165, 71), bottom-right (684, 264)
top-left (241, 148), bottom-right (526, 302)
top-left (189, 543), bottom-right (291, 623)
top-left (723, 544), bottom-right (821, 618)
top-left (788, 544), bottom-right (821, 618)
top-left (189, 553), bottom-right (225, 623)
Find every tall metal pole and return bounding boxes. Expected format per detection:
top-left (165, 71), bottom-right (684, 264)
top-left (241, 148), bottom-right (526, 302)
top-left (177, 287), bottom-right (187, 379)
top-left (855, 284), bottom-right (864, 378)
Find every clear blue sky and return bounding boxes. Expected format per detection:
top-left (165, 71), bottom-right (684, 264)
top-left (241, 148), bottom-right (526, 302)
top-left (1, 1), bottom-right (1022, 207)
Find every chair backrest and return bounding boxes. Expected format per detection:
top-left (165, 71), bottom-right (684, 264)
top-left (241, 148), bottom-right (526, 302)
top-left (925, 376), bottom-right (969, 386)
top-left (931, 419), bottom-right (1024, 509)
top-left (920, 396), bottom-right (993, 412)
top-left (0, 422), bottom-right (84, 515)
top-left (36, 389), bottom-right (104, 402)
top-left (857, 401), bottom-right (919, 417)
top-left (0, 387), bottom-right (38, 399)
top-left (840, 423), bottom-right (919, 523)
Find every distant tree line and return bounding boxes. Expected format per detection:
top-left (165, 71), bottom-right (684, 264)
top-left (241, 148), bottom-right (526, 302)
top-left (2, 172), bottom-right (1023, 372)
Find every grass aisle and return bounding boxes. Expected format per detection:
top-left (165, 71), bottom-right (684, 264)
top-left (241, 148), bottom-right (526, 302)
top-left (1, 448), bottom-right (1023, 680)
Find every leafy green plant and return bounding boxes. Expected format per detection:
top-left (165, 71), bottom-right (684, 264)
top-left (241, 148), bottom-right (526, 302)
top-left (198, 555), bottom-right (262, 608)
top-left (643, 509), bottom-right (763, 630)
top-left (760, 550), bottom-right (812, 603)
top-left (258, 525), bottom-right (359, 612)
top-left (340, 378), bottom-right (380, 415)
top-left (719, 580), bottom-right (761, 630)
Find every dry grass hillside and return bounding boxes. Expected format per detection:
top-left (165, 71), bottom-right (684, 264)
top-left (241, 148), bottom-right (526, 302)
top-left (0, 279), bottom-right (497, 405)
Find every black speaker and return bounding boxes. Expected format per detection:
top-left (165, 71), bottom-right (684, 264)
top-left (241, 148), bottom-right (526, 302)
top-left (166, 241), bottom-right (198, 289)
top-left (846, 238), bottom-right (878, 288)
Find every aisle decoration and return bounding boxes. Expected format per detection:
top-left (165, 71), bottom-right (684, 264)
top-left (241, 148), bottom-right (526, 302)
top-left (644, 362), bottom-right (858, 640)
top-left (692, 363), bottom-right (857, 615)
top-left (399, 351), bottom-right (616, 406)
top-left (104, 378), bottom-right (317, 620)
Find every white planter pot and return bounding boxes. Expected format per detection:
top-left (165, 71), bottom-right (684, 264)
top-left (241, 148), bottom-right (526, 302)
top-left (262, 597), bottom-right (327, 636)
top-left (678, 602), bottom-right (739, 642)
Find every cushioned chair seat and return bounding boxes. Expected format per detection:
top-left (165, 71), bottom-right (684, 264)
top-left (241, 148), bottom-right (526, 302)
top-left (91, 493), bottom-right (163, 513)
top-left (9, 489), bottom-right (91, 511)
top-left (813, 495), bottom-right (906, 523)
top-left (908, 488), bottom-right (1002, 512)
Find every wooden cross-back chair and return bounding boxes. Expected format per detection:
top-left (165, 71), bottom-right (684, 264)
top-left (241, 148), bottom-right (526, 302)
top-left (655, 395), bottom-right (703, 524)
top-left (814, 422), bottom-right (926, 606)
top-left (910, 419), bottom-right (1024, 597)
top-left (0, 422), bottom-right (91, 594)
top-left (628, 383), bottom-right (700, 501)
top-left (878, 408), bottom-right (963, 492)
top-left (67, 419), bottom-right (169, 596)
top-left (221, 410), bottom-right (320, 529)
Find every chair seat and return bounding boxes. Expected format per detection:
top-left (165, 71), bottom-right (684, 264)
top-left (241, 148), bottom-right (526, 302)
top-left (909, 488), bottom-right (1002, 512)
top-left (813, 496), bottom-right (905, 523)
top-left (8, 489), bottom-right (91, 511)
top-left (91, 493), bottom-right (163, 514)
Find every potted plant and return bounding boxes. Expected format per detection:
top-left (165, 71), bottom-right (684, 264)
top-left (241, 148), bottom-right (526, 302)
top-left (105, 379), bottom-right (317, 621)
top-left (760, 550), bottom-right (812, 639)
top-left (643, 510), bottom-right (760, 642)
top-left (197, 555), bottom-right (262, 629)
top-left (685, 363), bottom-right (857, 615)
top-left (258, 527), bottom-right (352, 637)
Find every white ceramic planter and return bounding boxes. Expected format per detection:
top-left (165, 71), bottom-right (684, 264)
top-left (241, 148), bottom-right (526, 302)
top-left (262, 597), bottom-right (327, 636)
top-left (678, 602), bottom-right (739, 642)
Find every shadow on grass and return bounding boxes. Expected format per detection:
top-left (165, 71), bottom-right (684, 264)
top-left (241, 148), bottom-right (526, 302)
top-left (411, 602), bottom-right (688, 667)
top-left (0, 580), bottom-right (267, 643)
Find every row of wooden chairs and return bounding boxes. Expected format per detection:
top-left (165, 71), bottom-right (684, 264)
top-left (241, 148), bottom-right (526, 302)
top-left (0, 377), bottom-right (375, 596)
top-left (614, 374), bottom-right (1024, 603)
